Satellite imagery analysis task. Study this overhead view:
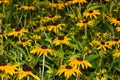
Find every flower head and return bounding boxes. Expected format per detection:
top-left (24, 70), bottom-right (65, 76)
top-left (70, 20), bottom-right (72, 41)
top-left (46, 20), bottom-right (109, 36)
top-left (30, 45), bottom-right (55, 56)
top-left (0, 62), bottom-right (20, 75)
top-left (76, 19), bottom-right (94, 29)
top-left (16, 66), bottom-right (40, 80)
top-left (53, 36), bottom-right (71, 46)
top-left (57, 64), bottom-right (81, 79)
top-left (8, 28), bottom-right (28, 37)
top-left (109, 18), bottom-right (120, 26)
top-left (17, 39), bottom-right (32, 46)
top-left (68, 58), bottom-right (92, 69)
top-left (113, 49), bottom-right (120, 57)
top-left (0, 0), bottom-right (10, 4)
top-left (18, 5), bottom-right (35, 10)
top-left (83, 10), bottom-right (101, 19)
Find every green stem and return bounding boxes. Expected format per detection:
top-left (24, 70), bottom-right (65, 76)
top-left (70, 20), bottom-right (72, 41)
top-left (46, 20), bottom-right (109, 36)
top-left (3, 4), bottom-right (5, 17)
top-left (42, 54), bottom-right (45, 80)
top-left (85, 26), bottom-right (87, 38)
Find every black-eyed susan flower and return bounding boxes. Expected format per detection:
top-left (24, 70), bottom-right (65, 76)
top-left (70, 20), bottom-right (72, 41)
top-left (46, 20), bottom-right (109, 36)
top-left (109, 18), bottom-right (120, 26)
top-left (83, 10), bottom-right (101, 19)
top-left (68, 57), bottom-right (92, 69)
top-left (108, 38), bottom-right (120, 47)
top-left (38, 15), bottom-right (61, 23)
top-left (30, 45), bottom-right (55, 56)
top-left (50, 2), bottom-right (64, 9)
top-left (116, 26), bottom-right (120, 32)
top-left (34, 26), bottom-right (47, 32)
top-left (16, 66), bottom-right (40, 80)
top-left (96, 77), bottom-right (106, 80)
top-left (89, 39), bottom-right (99, 46)
top-left (17, 39), bottom-right (32, 46)
top-left (97, 41), bottom-right (112, 51)
top-left (96, 32), bottom-right (108, 40)
top-left (0, 0), bottom-right (10, 4)
top-left (47, 23), bottom-right (65, 33)
top-left (56, 64), bottom-right (82, 79)
top-left (30, 34), bottom-right (41, 40)
top-left (76, 19), bottom-right (94, 29)
top-left (0, 61), bottom-right (20, 76)
top-left (73, 0), bottom-right (87, 4)
top-left (8, 28), bottom-right (28, 37)
top-left (113, 49), bottom-right (120, 57)
top-left (18, 5), bottom-right (35, 10)
top-left (53, 36), bottom-right (71, 46)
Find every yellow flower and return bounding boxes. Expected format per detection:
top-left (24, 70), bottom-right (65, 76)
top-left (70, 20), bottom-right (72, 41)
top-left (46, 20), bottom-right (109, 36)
top-left (96, 32), bottom-right (108, 40)
top-left (83, 10), bottom-right (101, 19)
top-left (53, 36), bottom-right (71, 46)
top-left (0, 0), bottom-right (10, 4)
top-left (31, 34), bottom-right (41, 40)
top-left (8, 28), bottom-right (28, 37)
top-left (18, 5), bottom-right (35, 10)
top-left (38, 15), bottom-right (61, 23)
top-left (16, 66), bottom-right (40, 80)
top-left (0, 62), bottom-right (20, 76)
top-left (116, 26), bottom-right (120, 32)
top-left (64, 0), bottom-right (87, 6)
top-left (76, 19), bottom-right (94, 29)
top-left (97, 41), bottom-right (112, 51)
top-left (50, 2), bottom-right (64, 9)
top-left (113, 49), bottom-right (120, 57)
top-left (57, 64), bottom-right (81, 79)
top-left (96, 77), bottom-right (106, 80)
top-left (68, 58), bottom-right (92, 69)
top-left (47, 23), bottom-right (65, 33)
top-left (109, 18), bottom-right (120, 26)
top-left (34, 26), bottom-right (47, 32)
top-left (17, 39), bottom-right (32, 46)
top-left (89, 40), bottom-right (99, 46)
top-left (30, 45), bottom-right (55, 56)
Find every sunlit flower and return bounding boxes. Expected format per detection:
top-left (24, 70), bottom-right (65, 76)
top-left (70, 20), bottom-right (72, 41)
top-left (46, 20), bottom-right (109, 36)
top-left (108, 38), bottom-right (120, 47)
top-left (57, 64), bottom-right (81, 79)
top-left (8, 28), bottom-right (28, 37)
top-left (18, 5), bottom-right (35, 10)
top-left (97, 41), bottom-right (112, 51)
top-left (30, 45), bottom-right (55, 56)
top-left (83, 10), bottom-right (101, 19)
top-left (47, 23), bottom-right (65, 33)
top-left (84, 46), bottom-right (92, 53)
top-left (116, 26), bottom-right (120, 32)
top-left (38, 15), bottom-right (61, 23)
top-left (53, 36), bottom-right (71, 46)
top-left (17, 39), bottom-right (32, 46)
top-left (109, 18), bottom-right (120, 26)
top-left (68, 57), bottom-right (92, 69)
top-left (50, 2), bottom-right (64, 9)
top-left (96, 77), bottom-right (106, 80)
top-left (89, 40), bottom-right (99, 46)
top-left (34, 26), bottom-right (47, 32)
top-left (76, 19), bottom-right (94, 29)
top-left (30, 34), bottom-right (41, 40)
top-left (0, 0), bottom-right (10, 4)
top-left (16, 66), bottom-right (40, 80)
top-left (96, 32), bottom-right (108, 40)
top-left (113, 8), bottom-right (120, 13)
top-left (64, 0), bottom-right (87, 6)
top-left (0, 61), bottom-right (20, 75)
top-left (113, 49), bottom-right (120, 57)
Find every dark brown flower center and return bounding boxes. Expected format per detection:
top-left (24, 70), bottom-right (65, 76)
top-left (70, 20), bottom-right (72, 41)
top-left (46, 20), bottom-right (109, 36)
top-left (101, 41), bottom-right (105, 45)
top-left (21, 39), bottom-right (27, 42)
top-left (117, 18), bottom-right (120, 21)
top-left (89, 10), bottom-right (93, 13)
top-left (0, 62), bottom-right (7, 66)
top-left (77, 58), bottom-right (83, 61)
top-left (41, 45), bottom-right (48, 49)
top-left (58, 36), bottom-right (64, 40)
top-left (50, 15), bottom-right (54, 18)
top-left (83, 20), bottom-right (88, 23)
top-left (15, 28), bottom-right (21, 31)
top-left (23, 66), bottom-right (32, 71)
top-left (65, 65), bottom-right (73, 69)
top-left (53, 22), bottom-right (59, 26)
top-left (114, 38), bottom-right (119, 41)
